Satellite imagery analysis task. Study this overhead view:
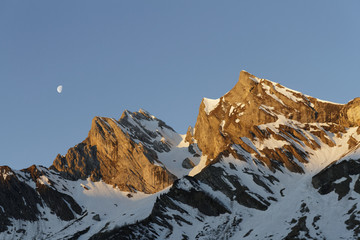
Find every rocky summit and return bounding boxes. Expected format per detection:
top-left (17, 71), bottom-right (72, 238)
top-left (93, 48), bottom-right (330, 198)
top-left (2, 70), bottom-right (360, 239)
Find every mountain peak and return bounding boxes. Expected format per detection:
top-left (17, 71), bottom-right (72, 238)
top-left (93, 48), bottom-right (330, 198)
top-left (51, 109), bottom-right (180, 194)
top-left (224, 70), bottom-right (260, 104)
top-left (194, 70), bottom-right (351, 162)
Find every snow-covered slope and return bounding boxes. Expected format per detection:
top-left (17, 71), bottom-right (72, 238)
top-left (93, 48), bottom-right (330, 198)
top-left (0, 165), bottom-right (167, 240)
top-left (94, 116), bottom-right (360, 239)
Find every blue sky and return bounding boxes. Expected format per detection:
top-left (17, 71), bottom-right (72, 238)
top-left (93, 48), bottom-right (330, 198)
top-left (1, 1), bottom-right (359, 170)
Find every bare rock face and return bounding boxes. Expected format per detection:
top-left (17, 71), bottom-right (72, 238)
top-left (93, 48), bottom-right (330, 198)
top-left (52, 143), bottom-right (99, 181)
top-left (341, 98), bottom-right (360, 127)
top-left (193, 71), bottom-right (358, 171)
top-left (312, 159), bottom-right (360, 200)
top-left (0, 166), bottom-right (40, 232)
top-left (0, 165), bottom-right (82, 232)
top-left (51, 110), bottom-right (177, 194)
top-left (185, 126), bottom-right (194, 144)
top-left (182, 158), bottom-right (195, 169)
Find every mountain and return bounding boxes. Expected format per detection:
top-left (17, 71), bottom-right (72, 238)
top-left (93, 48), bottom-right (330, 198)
top-left (2, 70), bottom-right (360, 239)
top-left (51, 109), bottom-right (182, 194)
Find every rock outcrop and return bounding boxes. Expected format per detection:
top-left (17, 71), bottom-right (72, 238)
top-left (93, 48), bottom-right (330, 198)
top-left (51, 110), bottom-right (177, 194)
top-left (340, 97), bottom-right (360, 127)
top-left (0, 165), bottom-right (82, 233)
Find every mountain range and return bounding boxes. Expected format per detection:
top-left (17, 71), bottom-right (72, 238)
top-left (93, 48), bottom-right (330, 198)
top-left (2, 70), bottom-right (360, 239)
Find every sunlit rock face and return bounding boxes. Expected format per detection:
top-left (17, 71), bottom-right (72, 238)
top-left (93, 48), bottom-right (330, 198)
top-left (341, 98), bottom-right (360, 127)
top-left (51, 110), bottom-right (178, 194)
top-left (193, 70), bottom-right (347, 172)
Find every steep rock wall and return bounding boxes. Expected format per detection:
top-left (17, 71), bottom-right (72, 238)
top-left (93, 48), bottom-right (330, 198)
top-left (51, 112), bottom-right (177, 194)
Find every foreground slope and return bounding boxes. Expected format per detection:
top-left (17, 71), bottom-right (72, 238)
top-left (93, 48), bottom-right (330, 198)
top-left (2, 70), bottom-right (360, 239)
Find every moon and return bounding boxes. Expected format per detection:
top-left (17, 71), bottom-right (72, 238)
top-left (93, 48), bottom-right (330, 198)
top-left (57, 85), bottom-right (63, 94)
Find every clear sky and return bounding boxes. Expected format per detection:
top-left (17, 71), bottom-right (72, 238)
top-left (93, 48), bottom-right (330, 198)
top-left (1, 1), bottom-right (360, 170)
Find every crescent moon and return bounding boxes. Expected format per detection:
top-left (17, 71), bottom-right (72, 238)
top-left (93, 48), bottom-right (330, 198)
top-left (57, 85), bottom-right (63, 93)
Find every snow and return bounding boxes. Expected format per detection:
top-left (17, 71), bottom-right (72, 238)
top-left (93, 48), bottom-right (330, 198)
top-left (108, 109), bottom-right (200, 178)
top-left (203, 97), bottom-right (220, 115)
top-left (261, 83), bottom-right (286, 106)
top-left (67, 179), bottom-right (168, 240)
top-left (0, 153), bottom-right (164, 235)
top-left (83, 114), bottom-right (360, 239)
top-left (261, 77), bottom-right (342, 106)
top-left (1, 170), bottom-right (13, 180)
top-left (3, 105), bottom-right (360, 239)
top-left (138, 108), bottom-right (151, 116)
top-left (254, 137), bottom-right (289, 151)
top-left (346, 146), bottom-right (360, 159)
top-left (1, 168), bottom-right (16, 180)
top-left (220, 120), bottom-right (225, 130)
top-left (24, 140), bottom-right (357, 240)
top-left (229, 106), bottom-right (235, 116)
top-left (5, 176), bottom-right (166, 240)
top-left (157, 135), bottom-right (201, 178)
top-left (274, 84), bottom-right (304, 103)
top-left (249, 76), bottom-right (260, 83)
top-left (222, 145), bottom-right (355, 240)
top-left (259, 105), bottom-right (277, 117)
top-left (308, 95), bottom-right (342, 105)
top-left (38, 175), bottom-right (51, 187)
top-left (189, 155), bottom-right (208, 177)
top-left (197, 180), bottom-right (232, 212)
top-left (250, 114), bottom-right (360, 175)
top-left (0, 161), bottom-right (175, 240)
top-left (240, 137), bottom-right (259, 154)
top-left (333, 177), bottom-right (348, 184)
top-left (275, 82), bottom-right (343, 108)
top-left (176, 178), bottom-right (195, 192)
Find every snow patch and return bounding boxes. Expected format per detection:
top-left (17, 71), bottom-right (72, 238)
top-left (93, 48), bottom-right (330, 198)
top-left (38, 175), bottom-right (51, 187)
top-left (203, 98), bottom-right (220, 115)
top-left (274, 84), bottom-right (304, 103)
top-left (220, 120), bottom-right (225, 130)
top-left (189, 156), bottom-right (208, 177)
top-left (250, 76), bottom-right (260, 83)
top-left (1, 170), bottom-right (13, 180)
top-left (259, 105), bottom-right (277, 117)
top-left (176, 178), bottom-right (195, 192)
top-left (308, 96), bottom-right (342, 105)
top-left (229, 106), bottom-right (235, 116)
top-left (334, 177), bottom-right (348, 184)
top-left (261, 83), bottom-right (285, 106)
